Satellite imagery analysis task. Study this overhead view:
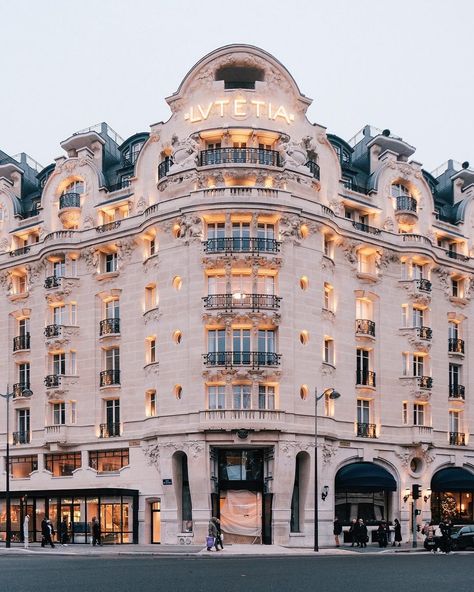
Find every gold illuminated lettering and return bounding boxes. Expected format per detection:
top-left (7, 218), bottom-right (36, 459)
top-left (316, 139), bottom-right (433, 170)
top-left (268, 102), bottom-right (273, 119)
top-left (198, 102), bottom-right (213, 120)
top-left (214, 100), bottom-right (229, 117)
top-left (273, 105), bottom-right (291, 124)
top-left (233, 99), bottom-right (247, 117)
top-left (189, 106), bottom-right (202, 123)
top-left (250, 100), bottom-right (265, 117)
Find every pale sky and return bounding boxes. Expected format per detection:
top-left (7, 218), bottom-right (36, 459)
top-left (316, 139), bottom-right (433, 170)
top-left (1, 0), bottom-right (473, 173)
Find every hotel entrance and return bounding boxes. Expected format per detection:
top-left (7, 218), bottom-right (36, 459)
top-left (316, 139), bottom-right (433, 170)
top-left (211, 448), bottom-right (273, 544)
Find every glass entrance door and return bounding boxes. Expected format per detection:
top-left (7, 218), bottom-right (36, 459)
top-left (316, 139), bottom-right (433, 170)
top-left (151, 501), bottom-right (161, 544)
top-left (101, 503), bottom-right (123, 544)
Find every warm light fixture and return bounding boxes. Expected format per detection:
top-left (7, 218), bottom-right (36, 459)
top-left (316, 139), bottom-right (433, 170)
top-left (232, 292), bottom-right (247, 300)
top-left (423, 488), bottom-right (432, 503)
top-left (403, 488), bottom-right (411, 503)
top-left (321, 485), bottom-right (329, 501)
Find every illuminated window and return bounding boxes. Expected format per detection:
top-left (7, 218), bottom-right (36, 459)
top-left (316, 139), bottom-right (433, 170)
top-left (146, 390), bottom-right (157, 417)
top-left (207, 385), bottom-right (225, 410)
top-left (324, 338), bottom-right (334, 365)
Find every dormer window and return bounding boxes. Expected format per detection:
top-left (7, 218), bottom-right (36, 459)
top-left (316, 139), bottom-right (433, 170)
top-left (123, 142), bottom-right (144, 166)
top-left (215, 66), bottom-right (264, 90)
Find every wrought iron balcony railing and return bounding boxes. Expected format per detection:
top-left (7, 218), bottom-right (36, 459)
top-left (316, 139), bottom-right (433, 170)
top-left (203, 237), bottom-right (280, 254)
top-left (158, 157), bottom-right (173, 179)
top-left (59, 192), bottom-right (81, 209)
top-left (417, 326), bottom-right (432, 340)
top-left (44, 275), bottom-right (61, 289)
top-left (449, 384), bottom-right (465, 399)
top-left (107, 179), bottom-right (131, 192)
top-left (203, 294), bottom-right (281, 311)
top-left (99, 422), bottom-right (121, 438)
top-left (13, 334), bottom-right (30, 352)
top-left (445, 250), bottom-right (469, 262)
top-left (203, 351), bottom-right (281, 368)
top-left (356, 422), bottom-right (377, 438)
top-left (449, 432), bottom-right (465, 446)
top-left (44, 374), bottom-right (61, 388)
top-left (12, 431), bottom-right (30, 445)
top-left (352, 221), bottom-right (381, 235)
top-left (356, 370), bottom-right (376, 387)
top-left (44, 324), bottom-right (61, 338)
top-left (418, 376), bottom-right (433, 389)
top-left (355, 319), bottom-right (376, 337)
top-left (396, 196), bottom-right (417, 212)
top-left (96, 220), bottom-right (121, 233)
top-left (448, 338), bottom-right (465, 354)
top-left (199, 148), bottom-right (281, 168)
top-left (305, 160), bottom-right (320, 179)
top-left (12, 383), bottom-right (31, 399)
top-left (9, 246), bottom-right (30, 257)
top-left (415, 278), bottom-right (432, 292)
top-left (100, 369), bottom-right (121, 387)
top-left (100, 318), bottom-right (121, 336)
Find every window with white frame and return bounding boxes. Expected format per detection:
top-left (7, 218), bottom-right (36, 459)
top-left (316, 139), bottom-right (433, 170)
top-left (105, 299), bottom-right (120, 320)
top-left (207, 222), bottom-right (225, 240)
top-left (146, 390), bottom-right (157, 417)
top-left (52, 257), bottom-right (65, 278)
top-left (208, 385), bottom-right (225, 410)
top-left (105, 347), bottom-right (120, 371)
top-left (412, 263), bottom-right (425, 280)
top-left (324, 283), bottom-right (334, 312)
top-left (52, 402), bottom-right (66, 426)
top-left (256, 274), bottom-right (275, 295)
top-left (401, 305), bottom-right (409, 327)
top-left (53, 353), bottom-right (66, 375)
top-left (70, 401), bottom-right (77, 424)
top-left (413, 354), bottom-right (424, 377)
top-left (356, 298), bottom-right (372, 320)
top-left (413, 403), bottom-right (426, 426)
top-left (324, 338), bottom-right (334, 365)
top-left (208, 274), bottom-right (226, 295)
top-left (391, 183), bottom-right (411, 198)
top-left (231, 274), bottom-right (252, 297)
top-left (147, 337), bottom-right (156, 364)
top-left (258, 385), bottom-right (275, 410)
top-left (412, 306), bottom-right (424, 328)
top-left (13, 273), bottom-right (27, 295)
top-left (448, 321), bottom-right (459, 340)
top-left (357, 252), bottom-right (374, 275)
top-left (18, 362), bottom-right (30, 386)
top-left (402, 402), bottom-right (408, 425)
top-left (53, 305), bottom-right (65, 325)
top-left (357, 399), bottom-right (371, 425)
top-left (102, 252), bottom-right (118, 273)
top-left (62, 180), bottom-right (85, 195)
top-left (232, 385), bottom-right (251, 409)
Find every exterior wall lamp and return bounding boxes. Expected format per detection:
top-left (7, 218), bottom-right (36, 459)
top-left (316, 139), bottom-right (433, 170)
top-left (403, 488), bottom-right (411, 503)
top-left (423, 488), bottom-right (432, 503)
top-left (321, 485), bottom-right (329, 501)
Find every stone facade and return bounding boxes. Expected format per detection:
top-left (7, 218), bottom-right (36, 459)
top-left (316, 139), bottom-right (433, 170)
top-left (1, 44), bottom-right (474, 546)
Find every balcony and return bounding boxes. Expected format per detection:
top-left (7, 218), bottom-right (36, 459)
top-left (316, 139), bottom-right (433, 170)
top-left (58, 192), bottom-right (81, 228)
top-left (199, 148), bottom-right (281, 168)
top-left (44, 275), bottom-right (61, 289)
top-left (157, 157), bottom-right (173, 179)
top-left (417, 326), bottom-right (432, 340)
top-left (9, 246), bottom-right (31, 257)
top-left (99, 318), bottom-right (120, 336)
top-left (356, 370), bottom-right (376, 388)
top-left (97, 220), bottom-right (121, 233)
top-left (108, 178), bottom-right (131, 193)
top-left (44, 425), bottom-right (67, 445)
top-left (200, 409), bottom-right (284, 431)
top-left (13, 334), bottom-right (30, 352)
top-left (449, 432), bottom-right (466, 446)
top-left (352, 221), bottom-right (381, 235)
top-left (203, 237), bottom-right (280, 255)
top-left (44, 324), bottom-right (61, 338)
top-left (203, 351), bottom-right (281, 369)
top-left (356, 422), bottom-right (377, 438)
top-left (44, 374), bottom-right (61, 388)
top-left (355, 319), bottom-right (375, 337)
top-left (203, 294), bottom-right (281, 311)
top-left (305, 160), bottom-right (320, 179)
top-left (448, 338), bottom-right (465, 355)
top-left (445, 250), bottom-right (469, 262)
top-left (343, 180), bottom-right (370, 195)
top-left (415, 278), bottom-right (432, 293)
top-left (12, 383), bottom-right (31, 399)
top-left (100, 369), bottom-right (121, 387)
top-left (449, 384), bottom-right (465, 400)
top-left (12, 431), bottom-right (30, 445)
top-left (99, 422), bottom-right (121, 438)
top-left (418, 376), bottom-right (433, 389)
top-left (395, 196), bottom-right (418, 225)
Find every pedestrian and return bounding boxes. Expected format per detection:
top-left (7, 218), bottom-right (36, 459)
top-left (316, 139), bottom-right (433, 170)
top-left (349, 518), bottom-right (358, 547)
top-left (385, 520), bottom-right (391, 545)
top-left (422, 521), bottom-right (437, 552)
top-left (439, 518), bottom-right (452, 554)
top-left (23, 514), bottom-right (30, 550)
top-left (41, 517), bottom-right (55, 548)
top-left (207, 517), bottom-right (218, 551)
top-left (377, 521), bottom-right (387, 548)
top-left (213, 517), bottom-right (224, 550)
top-left (91, 516), bottom-right (101, 546)
top-left (358, 518), bottom-right (368, 548)
top-left (333, 517), bottom-right (342, 547)
top-left (393, 518), bottom-right (402, 547)
top-left (60, 516), bottom-right (69, 546)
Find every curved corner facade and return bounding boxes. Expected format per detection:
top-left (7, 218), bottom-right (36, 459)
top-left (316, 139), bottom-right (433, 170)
top-left (1, 44), bottom-right (474, 546)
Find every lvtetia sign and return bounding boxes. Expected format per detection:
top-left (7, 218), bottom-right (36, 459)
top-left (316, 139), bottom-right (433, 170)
top-left (184, 98), bottom-right (295, 125)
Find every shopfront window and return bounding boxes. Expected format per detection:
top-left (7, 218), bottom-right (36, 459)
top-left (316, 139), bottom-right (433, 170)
top-left (218, 450), bottom-right (263, 481)
top-left (9, 455), bottom-right (38, 478)
top-left (45, 452), bottom-right (81, 477)
top-left (335, 491), bottom-right (388, 524)
top-left (89, 449), bottom-right (129, 473)
top-left (431, 491), bottom-right (474, 524)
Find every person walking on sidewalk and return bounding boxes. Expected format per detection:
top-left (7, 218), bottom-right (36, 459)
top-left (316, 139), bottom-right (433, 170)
top-left (213, 517), bottom-right (224, 550)
top-left (377, 522), bottom-right (387, 548)
top-left (207, 517), bottom-right (219, 551)
top-left (358, 518), bottom-right (368, 548)
top-left (333, 517), bottom-right (342, 547)
top-left (23, 514), bottom-right (30, 549)
top-left (349, 519), bottom-right (358, 547)
top-left (60, 516), bottom-right (69, 546)
top-left (393, 518), bottom-right (402, 547)
top-left (41, 517), bottom-right (55, 548)
top-left (91, 517), bottom-right (102, 546)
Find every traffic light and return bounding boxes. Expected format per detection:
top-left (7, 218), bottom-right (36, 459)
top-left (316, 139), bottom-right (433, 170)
top-left (412, 484), bottom-right (421, 499)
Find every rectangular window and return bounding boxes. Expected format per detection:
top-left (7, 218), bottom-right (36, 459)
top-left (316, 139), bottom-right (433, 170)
top-left (257, 223), bottom-right (275, 241)
top-left (324, 283), bottom-right (333, 311)
top-left (400, 261), bottom-right (409, 280)
top-left (232, 329), bottom-right (250, 365)
top-left (69, 351), bottom-right (77, 375)
top-left (401, 305), bottom-right (409, 328)
top-left (357, 399), bottom-right (371, 424)
top-left (256, 274), bottom-right (275, 295)
top-left (70, 303), bottom-right (77, 325)
top-left (207, 222), bottom-right (225, 240)
top-left (106, 399), bottom-right (120, 425)
top-left (45, 452), bottom-right (81, 477)
top-left (413, 403), bottom-right (425, 426)
top-left (233, 385), bottom-right (251, 409)
top-left (449, 410), bottom-right (460, 433)
top-left (412, 263), bottom-right (424, 280)
top-left (53, 402), bottom-right (66, 425)
top-left (149, 338), bottom-right (156, 363)
top-left (145, 285), bottom-right (157, 310)
top-left (356, 298), bottom-right (372, 320)
top-left (231, 274), bottom-right (252, 296)
top-left (89, 449), bottom-right (129, 473)
top-left (53, 353), bottom-right (66, 375)
top-left (402, 402), bottom-right (408, 425)
top-left (149, 238), bottom-right (156, 257)
top-left (451, 278), bottom-right (459, 298)
top-left (324, 236), bottom-right (334, 259)
top-left (412, 307), bottom-right (424, 328)
top-left (356, 348), bottom-right (370, 378)
top-left (358, 253), bottom-right (373, 274)
top-left (17, 408), bottom-right (30, 437)
top-left (449, 363), bottom-right (460, 387)
top-left (18, 362), bottom-right (30, 386)
top-left (70, 258), bottom-right (78, 277)
top-left (53, 305), bottom-right (65, 325)
top-left (258, 385), bottom-right (275, 410)
top-left (413, 354), bottom-right (424, 377)
top-left (105, 299), bottom-right (120, 319)
top-left (207, 274), bottom-right (226, 295)
top-left (105, 347), bottom-right (120, 371)
top-left (105, 252), bottom-right (118, 273)
top-left (9, 455), bottom-right (38, 478)
top-left (53, 258), bottom-right (65, 278)
top-left (232, 222), bottom-right (250, 251)
top-left (448, 321), bottom-right (459, 340)
top-left (208, 385), bottom-right (225, 410)
top-left (147, 391), bottom-right (157, 417)
top-left (70, 401), bottom-right (77, 424)
top-left (324, 338), bottom-right (334, 365)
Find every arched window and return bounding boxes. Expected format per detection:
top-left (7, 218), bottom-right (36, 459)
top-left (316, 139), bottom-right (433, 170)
top-left (62, 180), bottom-right (85, 195)
top-left (391, 183), bottom-right (411, 198)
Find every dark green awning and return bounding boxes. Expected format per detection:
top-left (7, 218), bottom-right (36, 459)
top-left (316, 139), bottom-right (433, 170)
top-left (431, 467), bottom-right (474, 492)
top-left (335, 462), bottom-right (397, 492)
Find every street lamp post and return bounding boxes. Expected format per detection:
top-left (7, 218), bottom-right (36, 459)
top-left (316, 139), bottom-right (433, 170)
top-left (1, 384), bottom-right (33, 548)
top-left (314, 387), bottom-right (341, 552)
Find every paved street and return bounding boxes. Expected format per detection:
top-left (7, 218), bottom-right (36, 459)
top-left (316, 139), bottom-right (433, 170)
top-left (1, 554), bottom-right (473, 592)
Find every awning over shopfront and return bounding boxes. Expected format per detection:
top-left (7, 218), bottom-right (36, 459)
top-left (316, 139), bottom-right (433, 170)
top-left (335, 462), bottom-right (397, 492)
top-left (431, 467), bottom-right (474, 492)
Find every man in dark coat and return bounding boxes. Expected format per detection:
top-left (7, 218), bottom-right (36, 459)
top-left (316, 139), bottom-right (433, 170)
top-left (358, 518), bottom-right (368, 548)
top-left (91, 517), bottom-right (101, 546)
top-left (349, 519), bottom-right (358, 547)
top-left (41, 517), bottom-right (55, 548)
top-left (333, 518), bottom-right (343, 547)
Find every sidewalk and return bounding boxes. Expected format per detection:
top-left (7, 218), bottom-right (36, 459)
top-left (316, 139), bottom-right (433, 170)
top-left (0, 542), bottom-right (428, 558)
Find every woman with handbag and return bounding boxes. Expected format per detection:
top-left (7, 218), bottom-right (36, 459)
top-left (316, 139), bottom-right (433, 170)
top-left (207, 517), bottom-right (218, 551)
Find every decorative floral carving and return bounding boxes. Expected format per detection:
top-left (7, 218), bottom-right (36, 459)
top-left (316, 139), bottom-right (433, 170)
top-left (279, 215), bottom-right (301, 240)
top-left (433, 267), bottom-right (451, 298)
top-left (328, 199), bottom-right (344, 216)
top-left (82, 247), bottom-right (99, 272)
top-left (340, 238), bottom-right (358, 265)
top-left (83, 215), bottom-right (95, 229)
top-left (136, 197), bottom-right (147, 214)
top-left (143, 444), bottom-right (160, 469)
top-left (177, 214), bottom-right (202, 242)
top-left (169, 133), bottom-right (200, 172)
top-left (144, 362), bottom-right (159, 376)
top-left (321, 443), bottom-right (337, 465)
top-left (382, 217), bottom-right (395, 231)
top-left (144, 308), bottom-right (161, 324)
top-left (116, 237), bottom-right (136, 267)
top-left (26, 260), bottom-right (46, 289)
top-left (280, 440), bottom-right (314, 457)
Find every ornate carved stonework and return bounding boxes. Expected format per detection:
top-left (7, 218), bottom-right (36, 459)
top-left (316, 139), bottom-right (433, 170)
top-left (279, 215), bottom-right (301, 241)
top-left (280, 440), bottom-right (314, 457)
top-left (143, 308), bottom-right (161, 324)
top-left (82, 247), bottom-right (99, 272)
top-left (340, 238), bottom-right (358, 266)
top-left (321, 443), bottom-right (337, 465)
top-left (144, 362), bottom-right (159, 376)
top-left (116, 237), bottom-right (136, 268)
top-left (395, 444), bottom-right (435, 468)
top-left (177, 214), bottom-right (203, 243)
